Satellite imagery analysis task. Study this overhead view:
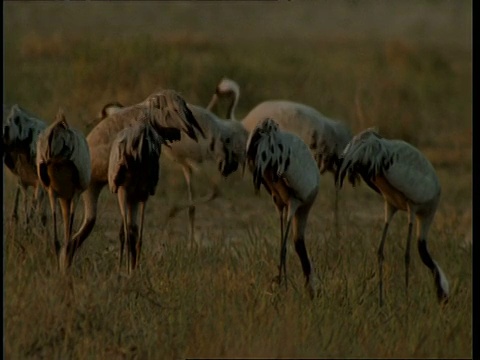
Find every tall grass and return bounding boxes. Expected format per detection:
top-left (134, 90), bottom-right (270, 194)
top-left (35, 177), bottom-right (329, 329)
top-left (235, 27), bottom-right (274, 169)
top-left (4, 2), bottom-right (471, 359)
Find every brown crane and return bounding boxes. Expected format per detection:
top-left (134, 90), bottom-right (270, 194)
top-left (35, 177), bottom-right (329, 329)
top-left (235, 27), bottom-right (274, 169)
top-left (36, 109), bottom-right (91, 272)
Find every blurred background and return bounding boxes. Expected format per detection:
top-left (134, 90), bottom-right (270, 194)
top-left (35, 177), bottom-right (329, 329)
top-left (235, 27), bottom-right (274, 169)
top-left (3, 2), bottom-right (472, 358)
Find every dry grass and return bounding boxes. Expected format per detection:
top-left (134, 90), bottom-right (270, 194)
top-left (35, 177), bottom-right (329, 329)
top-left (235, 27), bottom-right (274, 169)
top-left (4, 2), bottom-right (471, 359)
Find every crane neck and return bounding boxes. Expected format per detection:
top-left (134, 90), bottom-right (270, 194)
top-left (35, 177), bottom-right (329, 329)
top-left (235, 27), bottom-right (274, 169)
top-left (226, 89), bottom-right (240, 122)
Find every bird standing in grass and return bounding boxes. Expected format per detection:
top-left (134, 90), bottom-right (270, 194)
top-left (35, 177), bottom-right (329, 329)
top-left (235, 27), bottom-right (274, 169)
top-left (108, 120), bottom-right (165, 273)
top-left (98, 99), bottom-right (248, 248)
top-left (207, 77), bottom-right (351, 239)
top-left (336, 128), bottom-right (449, 305)
top-left (36, 109), bottom-right (91, 272)
top-left (246, 118), bottom-right (320, 297)
top-left (70, 89), bottom-right (204, 269)
top-left (3, 104), bottom-right (48, 227)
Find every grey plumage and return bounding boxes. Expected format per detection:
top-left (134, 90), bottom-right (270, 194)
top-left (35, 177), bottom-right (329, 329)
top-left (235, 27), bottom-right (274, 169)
top-left (246, 118), bottom-right (320, 297)
top-left (207, 77), bottom-right (351, 239)
top-left (208, 77), bottom-right (352, 175)
top-left (36, 108), bottom-right (91, 272)
top-left (99, 99), bottom-right (248, 247)
top-left (3, 104), bottom-right (48, 226)
top-left (108, 121), bottom-right (165, 273)
top-left (69, 89), bottom-right (204, 269)
top-left (336, 128), bottom-right (449, 305)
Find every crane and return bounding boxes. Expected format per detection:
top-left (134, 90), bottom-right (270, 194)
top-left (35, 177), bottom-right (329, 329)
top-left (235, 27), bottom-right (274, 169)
top-left (336, 128), bottom-right (449, 305)
top-left (98, 99), bottom-right (248, 247)
top-left (246, 117), bottom-right (320, 298)
top-left (36, 108), bottom-right (91, 272)
top-left (108, 119), bottom-right (165, 273)
top-left (67, 89), bottom-right (205, 269)
top-left (207, 77), bottom-right (351, 239)
top-left (3, 104), bottom-right (48, 227)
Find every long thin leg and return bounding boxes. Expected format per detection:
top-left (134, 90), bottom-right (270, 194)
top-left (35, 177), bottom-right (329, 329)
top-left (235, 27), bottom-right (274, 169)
top-left (378, 202), bottom-right (397, 307)
top-left (292, 204), bottom-right (314, 297)
top-left (10, 186), bottom-right (21, 225)
top-left (404, 219), bottom-right (414, 299)
top-left (416, 217), bottom-right (449, 303)
top-left (35, 185), bottom-right (48, 227)
top-left (273, 195), bottom-right (285, 284)
top-left (21, 186), bottom-right (31, 227)
top-left (334, 187), bottom-right (339, 241)
top-left (127, 202), bottom-right (139, 274)
top-left (67, 182), bottom-right (104, 268)
top-left (135, 201), bottom-right (146, 269)
top-left (58, 197), bottom-right (73, 274)
top-left (47, 190), bottom-right (60, 259)
top-left (117, 188), bottom-right (128, 271)
top-left (183, 166), bottom-right (196, 248)
top-left (279, 199), bottom-right (301, 290)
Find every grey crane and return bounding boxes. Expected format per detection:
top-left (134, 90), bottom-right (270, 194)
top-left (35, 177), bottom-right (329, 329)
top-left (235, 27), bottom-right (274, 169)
top-left (98, 99), bottom-right (248, 247)
top-left (246, 118), bottom-right (320, 298)
top-left (207, 77), bottom-right (351, 239)
top-left (36, 109), bottom-right (91, 272)
top-left (335, 128), bottom-right (449, 305)
top-left (3, 104), bottom-right (48, 227)
top-left (68, 89), bottom-right (205, 269)
top-left (108, 119), bottom-right (165, 273)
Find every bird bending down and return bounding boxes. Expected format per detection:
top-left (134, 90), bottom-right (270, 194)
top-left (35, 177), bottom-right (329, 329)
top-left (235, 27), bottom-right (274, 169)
top-left (246, 118), bottom-right (320, 297)
top-left (69, 89), bottom-right (204, 269)
top-left (109, 120), bottom-right (165, 273)
top-left (3, 104), bottom-right (48, 227)
top-left (98, 99), bottom-right (248, 247)
top-left (336, 128), bottom-right (449, 305)
top-left (207, 77), bottom-right (351, 239)
top-left (36, 109), bottom-right (91, 272)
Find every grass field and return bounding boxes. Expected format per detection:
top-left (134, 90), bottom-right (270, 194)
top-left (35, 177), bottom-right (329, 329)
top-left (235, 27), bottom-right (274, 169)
top-left (4, 2), bottom-right (472, 359)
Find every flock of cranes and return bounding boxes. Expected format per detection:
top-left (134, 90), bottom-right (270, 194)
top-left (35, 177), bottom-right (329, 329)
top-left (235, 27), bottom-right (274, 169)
top-left (3, 78), bottom-right (449, 305)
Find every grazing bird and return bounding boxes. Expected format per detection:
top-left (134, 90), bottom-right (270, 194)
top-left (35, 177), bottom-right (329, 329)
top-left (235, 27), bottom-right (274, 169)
top-left (36, 109), bottom-right (91, 272)
top-left (108, 120), bottom-right (165, 273)
top-left (3, 104), bottom-right (48, 227)
top-left (207, 77), bottom-right (352, 238)
top-left (246, 118), bottom-right (320, 298)
top-left (335, 128), bottom-right (449, 305)
top-left (98, 100), bottom-right (248, 247)
top-left (69, 89), bottom-right (204, 269)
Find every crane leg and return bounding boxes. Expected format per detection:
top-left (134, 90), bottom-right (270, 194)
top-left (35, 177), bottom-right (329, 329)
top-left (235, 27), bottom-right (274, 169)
top-left (47, 190), bottom-right (60, 260)
top-left (377, 222), bottom-right (389, 307)
top-left (293, 205), bottom-right (314, 298)
top-left (184, 166), bottom-right (196, 248)
top-left (417, 238), bottom-right (449, 303)
top-left (10, 186), bottom-right (21, 225)
top-left (273, 196), bottom-right (285, 286)
top-left (334, 187), bottom-right (339, 241)
top-left (135, 201), bottom-right (146, 271)
top-left (67, 182), bottom-right (104, 268)
top-left (378, 203), bottom-right (397, 306)
top-left (117, 188), bottom-right (128, 272)
top-left (278, 200), bottom-right (300, 290)
top-left (34, 186), bottom-right (48, 227)
top-left (127, 202), bottom-right (139, 274)
top-left (58, 197), bottom-right (73, 274)
top-left (404, 222), bottom-right (413, 299)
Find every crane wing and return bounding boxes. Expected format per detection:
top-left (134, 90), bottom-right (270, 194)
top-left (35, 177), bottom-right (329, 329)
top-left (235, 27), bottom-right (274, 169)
top-left (336, 129), bottom-right (393, 193)
top-left (37, 111), bottom-right (91, 191)
top-left (383, 140), bottom-right (440, 204)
